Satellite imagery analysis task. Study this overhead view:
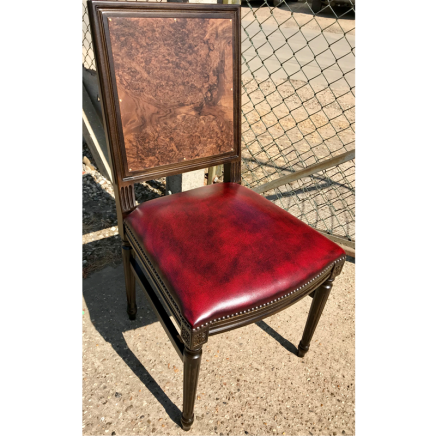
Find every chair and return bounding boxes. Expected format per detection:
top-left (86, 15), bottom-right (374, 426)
top-left (88, 0), bottom-right (346, 431)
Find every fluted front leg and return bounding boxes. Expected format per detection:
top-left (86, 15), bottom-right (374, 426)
top-left (181, 347), bottom-right (203, 431)
top-left (121, 242), bottom-right (137, 320)
top-left (298, 278), bottom-right (333, 357)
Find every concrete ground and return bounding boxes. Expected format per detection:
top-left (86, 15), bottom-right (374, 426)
top-left (82, 260), bottom-right (355, 436)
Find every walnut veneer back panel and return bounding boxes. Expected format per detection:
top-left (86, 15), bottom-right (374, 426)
top-left (108, 16), bottom-right (235, 173)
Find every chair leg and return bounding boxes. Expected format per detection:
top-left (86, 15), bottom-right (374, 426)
top-left (181, 347), bottom-right (203, 431)
top-left (298, 278), bottom-right (333, 358)
top-left (121, 242), bottom-right (137, 320)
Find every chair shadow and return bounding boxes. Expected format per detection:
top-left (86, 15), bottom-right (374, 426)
top-left (256, 320), bottom-right (299, 356)
top-left (82, 267), bottom-right (182, 426)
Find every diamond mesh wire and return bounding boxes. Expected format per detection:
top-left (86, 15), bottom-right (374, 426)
top-left (82, 0), bottom-right (355, 242)
top-left (82, 0), bottom-right (95, 71)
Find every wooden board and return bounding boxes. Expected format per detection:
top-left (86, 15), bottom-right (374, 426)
top-left (108, 16), bottom-right (235, 173)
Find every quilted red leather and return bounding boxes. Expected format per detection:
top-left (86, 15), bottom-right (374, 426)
top-left (125, 183), bottom-right (345, 329)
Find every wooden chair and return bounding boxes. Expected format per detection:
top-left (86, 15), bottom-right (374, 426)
top-left (88, 0), bottom-right (346, 431)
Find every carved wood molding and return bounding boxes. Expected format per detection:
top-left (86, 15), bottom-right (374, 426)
top-left (181, 325), bottom-right (209, 350)
top-left (223, 161), bottom-right (241, 184)
top-left (120, 184), bottom-right (136, 213)
top-left (330, 257), bottom-right (345, 281)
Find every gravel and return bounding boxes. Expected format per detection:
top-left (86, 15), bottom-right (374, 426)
top-left (82, 141), bottom-right (166, 278)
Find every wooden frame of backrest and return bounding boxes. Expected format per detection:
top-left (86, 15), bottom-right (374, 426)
top-left (88, 0), bottom-right (241, 236)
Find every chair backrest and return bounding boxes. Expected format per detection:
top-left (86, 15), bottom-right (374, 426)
top-left (88, 0), bottom-right (241, 222)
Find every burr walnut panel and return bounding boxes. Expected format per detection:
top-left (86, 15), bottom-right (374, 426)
top-left (108, 16), bottom-right (235, 172)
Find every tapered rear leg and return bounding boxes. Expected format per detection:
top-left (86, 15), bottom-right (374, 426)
top-left (121, 242), bottom-right (137, 320)
top-left (298, 278), bottom-right (333, 357)
top-left (181, 347), bottom-right (203, 431)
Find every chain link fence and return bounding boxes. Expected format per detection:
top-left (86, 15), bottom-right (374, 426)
top-left (83, 0), bottom-right (355, 244)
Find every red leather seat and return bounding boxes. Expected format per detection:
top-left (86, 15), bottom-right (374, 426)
top-left (125, 183), bottom-right (345, 329)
